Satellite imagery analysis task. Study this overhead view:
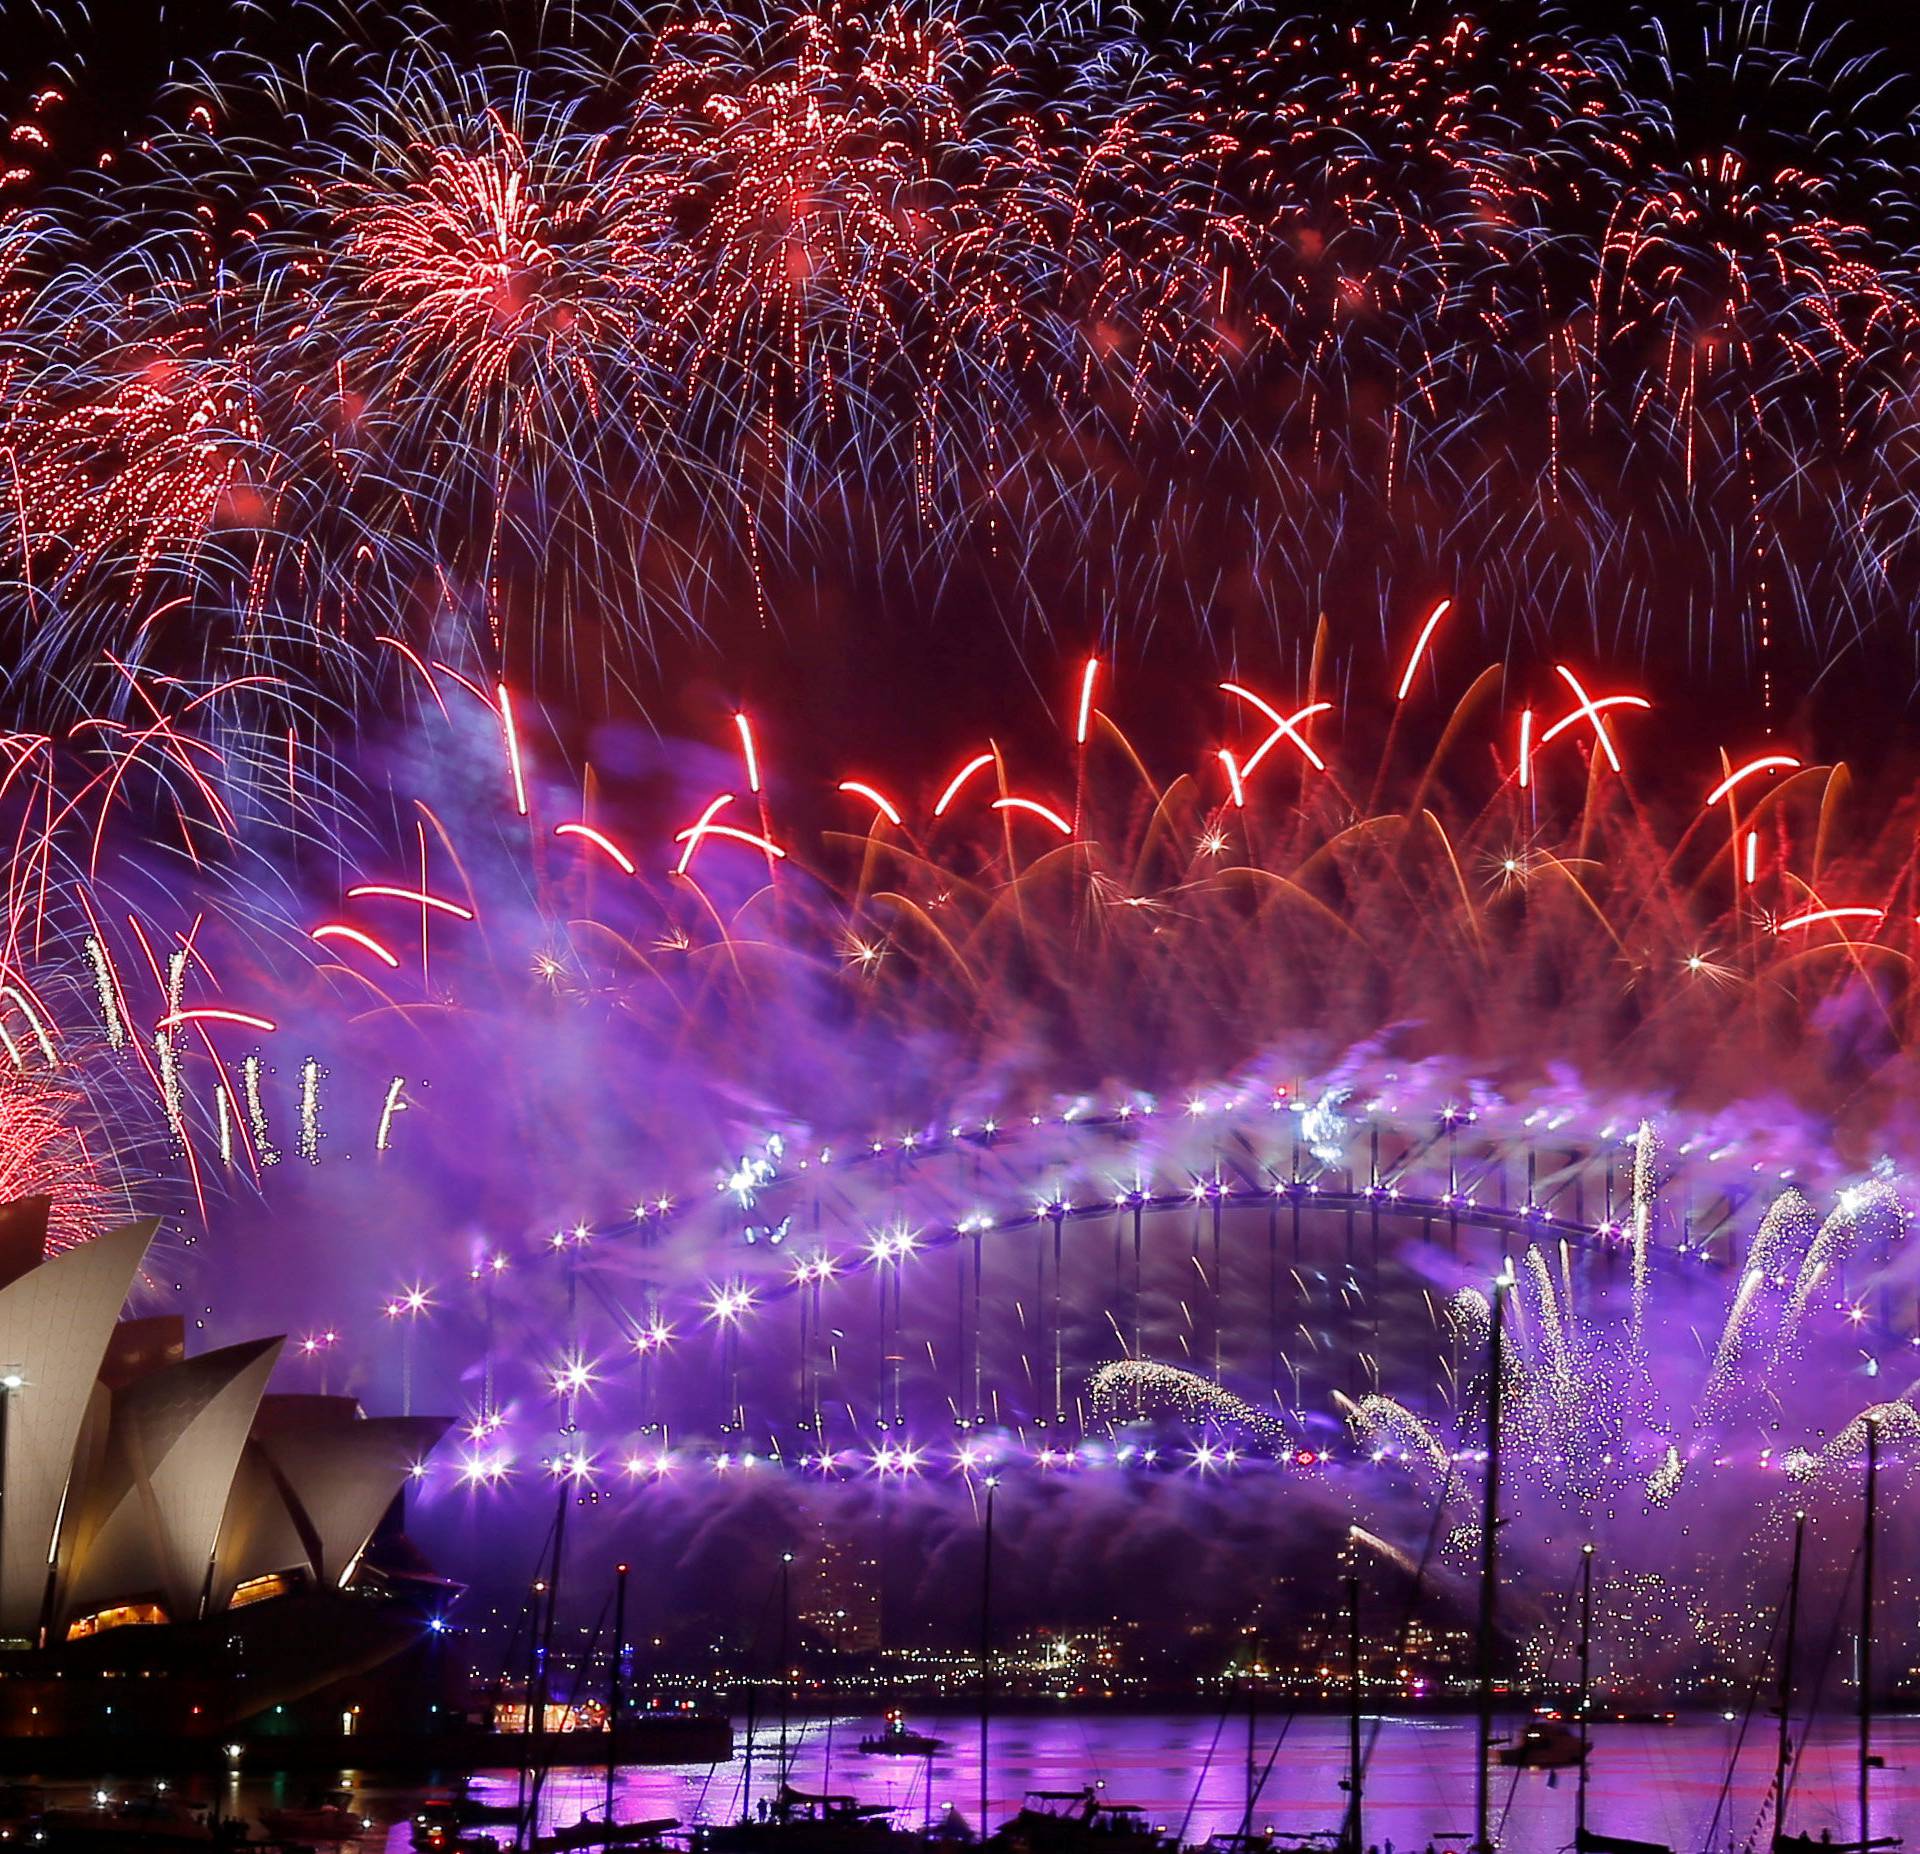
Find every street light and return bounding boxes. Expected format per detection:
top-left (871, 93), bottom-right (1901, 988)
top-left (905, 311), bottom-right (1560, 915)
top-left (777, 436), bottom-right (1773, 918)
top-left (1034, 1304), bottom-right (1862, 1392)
top-left (0, 1368), bottom-right (22, 1641)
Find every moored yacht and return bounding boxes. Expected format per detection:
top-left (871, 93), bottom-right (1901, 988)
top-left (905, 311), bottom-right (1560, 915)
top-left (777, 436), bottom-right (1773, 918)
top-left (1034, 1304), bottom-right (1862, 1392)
top-left (991, 1788), bottom-right (1176, 1854)
top-left (695, 1783), bottom-right (924, 1854)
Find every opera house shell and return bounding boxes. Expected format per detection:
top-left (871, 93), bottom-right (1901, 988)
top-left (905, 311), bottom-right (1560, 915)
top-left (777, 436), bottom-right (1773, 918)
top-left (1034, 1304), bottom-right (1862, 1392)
top-left (0, 1195), bottom-right (449, 1741)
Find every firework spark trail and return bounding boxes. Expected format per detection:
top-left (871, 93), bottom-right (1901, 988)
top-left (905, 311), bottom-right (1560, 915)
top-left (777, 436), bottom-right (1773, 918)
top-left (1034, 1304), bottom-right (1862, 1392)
top-left (1339, 1393), bottom-right (1451, 1477)
top-left (1698, 1268), bottom-right (1767, 1424)
top-left (0, 4), bottom-right (1911, 724)
top-left (1522, 1245), bottom-right (1570, 1385)
top-left (1793, 1399), bottom-right (1920, 1502)
top-left (1630, 1119), bottom-right (1656, 1344)
top-left (1088, 1360), bottom-right (1287, 1447)
top-left (1782, 1178), bottom-right (1909, 1352)
top-left (1348, 1524), bottom-right (1420, 1580)
top-left (1746, 1189), bottom-right (1819, 1286)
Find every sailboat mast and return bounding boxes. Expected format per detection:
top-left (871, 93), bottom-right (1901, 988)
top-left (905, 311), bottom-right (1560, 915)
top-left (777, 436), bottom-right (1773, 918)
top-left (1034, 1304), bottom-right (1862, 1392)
top-left (525, 1469), bottom-right (572, 1847)
top-left (1344, 1574), bottom-right (1363, 1854)
top-left (1859, 1416), bottom-right (1879, 1842)
top-left (606, 1560), bottom-right (629, 1824)
top-left (740, 1668), bottom-right (756, 1824)
top-left (1775, 1510), bottom-right (1805, 1844)
top-left (1474, 1272), bottom-right (1509, 1854)
top-left (1241, 1644), bottom-right (1257, 1841)
top-left (979, 1477), bottom-right (997, 1843)
top-left (1576, 1544), bottom-right (1593, 1849)
top-left (778, 1552), bottom-right (793, 1789)
top-left (514, 1575), bottom-right (543, 1832)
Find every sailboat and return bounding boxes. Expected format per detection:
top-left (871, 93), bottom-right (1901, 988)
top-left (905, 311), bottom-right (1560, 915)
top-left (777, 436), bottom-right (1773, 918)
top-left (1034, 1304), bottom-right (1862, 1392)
top-left (1337, 1575), bottom-right (1363, 1854)
top-left (1774, 1420), bottom-right (1900, 1854)
top-left (518, 1467), bottom-right (576, 1850)
top-left (1467, 1273), bottom-right (1652, 1854)
top-left (979, 1479), bottom-right (994, 1846)
top-left (1469, 1271), bottom-right (1509, 1854)
top-left (697, 1785), bottom-right (922, 1854)
top-left (699, 1559), bottom-right (904, 1854)
top-left (1196, 1643), bottom-right (1276, 1854)
top-left (535, 1821), bottom-right (679, 1854)
top-left (1570, 1544), bottom-right (1672, 1854)
top-left (535, 1562), bottom-right (682, 1853)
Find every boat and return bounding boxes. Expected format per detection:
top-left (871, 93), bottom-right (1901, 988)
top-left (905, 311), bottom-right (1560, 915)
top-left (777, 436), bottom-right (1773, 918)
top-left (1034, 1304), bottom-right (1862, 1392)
top-left (1495, 1716), bottom-right (1588, 1769)
top-left (260, 1788), bottom-right (374, 1840)
top-left (695, 1784), bottom-right (922, 1854)
top-left (38, 1791), bottom-right (242, 1847)
top-left (412, 1796), bottom-right (521, 1850)
top-left (520, 1558), bottom-right (682, 1854)
top-left (534, 1814), bottom-right (680, 1851)
top-left (1566, 1547), bottom-right (1674, 1854)
top-left (1574, 1835), bottom-right (1673, 1854)
top-left (1469, 1274), bottom-right (1510, 1852)
top-left (991, 1788), bottom-right (1175, 1854)
top-left (1337, 1575), bottom-right (1362, 1854)
top-left (1771, 1422), bottom-right (1903, 1854)
top-left (696, 1785), bottom-right (915, 1854)
top-left (929, 1806), bottom-right (977, 1844)
top-left (1453, 1285), bottom-right (1610, 1850)
top-left (859, 1709), bottom-right (947, 1756)
top-left (978, 1483), bottom-right (996, 1847)
top-left (1197, 1639), bottom-right (1284, 1854)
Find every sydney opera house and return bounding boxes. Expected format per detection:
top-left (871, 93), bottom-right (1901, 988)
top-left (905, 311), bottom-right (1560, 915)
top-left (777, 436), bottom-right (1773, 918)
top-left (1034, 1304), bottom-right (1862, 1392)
top-left (0, 1195), bottom-right (448, 1744)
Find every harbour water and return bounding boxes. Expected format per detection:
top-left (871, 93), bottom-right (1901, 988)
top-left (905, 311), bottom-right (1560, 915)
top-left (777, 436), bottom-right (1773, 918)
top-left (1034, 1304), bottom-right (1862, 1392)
top-left (318, 1709), bottom-right (1920, 1849)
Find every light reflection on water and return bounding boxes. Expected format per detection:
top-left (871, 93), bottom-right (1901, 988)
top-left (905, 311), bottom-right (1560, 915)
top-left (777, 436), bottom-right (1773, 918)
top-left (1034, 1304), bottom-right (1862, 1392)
top-left (374, 1712), bottom-right (1920, 1850)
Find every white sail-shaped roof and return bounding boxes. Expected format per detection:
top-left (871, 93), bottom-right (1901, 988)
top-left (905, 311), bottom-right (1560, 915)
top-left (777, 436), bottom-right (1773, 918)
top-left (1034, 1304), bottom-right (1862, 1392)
top-left (212, 1408), bottom-right (446, 1600)
top-left (279, 1414), bottom-right (446, 1586)
top-left (63, 1337), bottom-right (281, 1622)
top-left (0, 1201), bottom-right (447, 1638)
top-left (0, 1220), bottom-right (155, 1638)
top-left (207, 1441), bottom-right (312, 1610)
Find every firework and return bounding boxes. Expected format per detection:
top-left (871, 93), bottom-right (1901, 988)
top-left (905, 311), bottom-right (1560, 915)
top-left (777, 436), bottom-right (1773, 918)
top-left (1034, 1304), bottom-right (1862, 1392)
top-left (26, 647), bottom-right (1899, 1691)
top-left (0, 2), bottom-right (1906, 725)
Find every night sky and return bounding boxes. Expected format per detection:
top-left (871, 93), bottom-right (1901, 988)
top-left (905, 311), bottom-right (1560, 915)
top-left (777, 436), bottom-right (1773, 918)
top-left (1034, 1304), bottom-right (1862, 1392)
top-left (7, 0), bottom-right (1920, 780)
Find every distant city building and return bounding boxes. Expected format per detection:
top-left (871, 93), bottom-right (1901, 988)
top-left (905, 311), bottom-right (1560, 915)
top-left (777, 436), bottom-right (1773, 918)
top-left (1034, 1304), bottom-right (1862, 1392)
top-left (797, 1523), bottom-right (881, 1652)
